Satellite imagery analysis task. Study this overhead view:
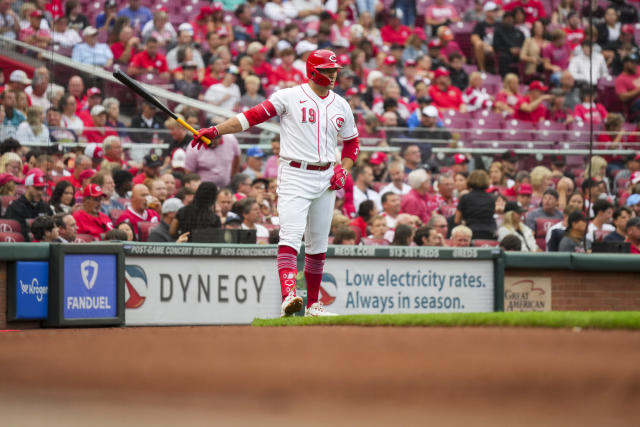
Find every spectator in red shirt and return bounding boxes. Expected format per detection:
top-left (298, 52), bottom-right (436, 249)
top-left (503, 0), bottom-right (546, 24)
top-left (437, 26), bottom-right (464, 65)
top-left (110, 24), bottom-right (140, 64)
top-left (425, 0), bottom-right (460, 36)
top-left (401, 169), bottom-right (437, 225)
top-left (248, 41), bottom-right (274, 85)
top-left (514, 80), bottom-right (550, 123)
top-left (625, 217), bottom-right (640, 254)
top-left (270, 48), bottom-right (305, 88)
top-left (429, 67), bottom-right (465, 111)
top-left (20, 10), bottom-right (51, 49)
top-left (133, 153), bottom-right (163, 185)
top-left (574, 86), bottom-right (608, 125)
top-left (542, 29), bottom-right (571, 86)
top-left (115, 183), bottom-right (160, 235)
top-left (563, 11), bottom-right (585, 51)
top-left (77, 87), bottom-right (102, 128)
top-left (129, 36), bottom-right (169, 78)
top-left (73, 184), bottom-right (114, 239)
top-left (380, 9), bottom-right (411, 46)
top-left (82, 105), bottom-right (117, 144)
top-left (615, 55), bottom-right (640, 116)
top-left (349, 199), bottom-right (377, 238)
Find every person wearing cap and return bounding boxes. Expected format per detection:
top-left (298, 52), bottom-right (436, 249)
top-left (129, 36), bottom-right (169, 78)
top-left (174, 61), bottom-right (202, 99)
top-left (380, 9), bottom-right (411, 46)
top-left (82, 105), bottom-right (117, 144)
top-left (76, 86), bottom-right (104, 128)
top-left (117, 0), bottom-right (152, 31)
top-left (147, 198), bottom-right (185, 242)
top-left (242, 146), bottom-right (266, 181)
top-left (524, 187), bottom-right (563, 236)
top-left (133, 153), bottom-right (163, 185)
top-left (72, 183), bottom-right (114, 239)
top-left (19, 9), bottom-right (51, 49)
top-left (4, 172), bottom-right (54, 241)
top-left (71, 26), bottom-right (113, 67)
top-left (0, 0), bottom-right (20, 40)
top-left (0, 172), bottom-right (21, 198)
top-left (426, 0), bottom-right (460, 36)
top-left (96, 0), bottom-right (118, 32)
top-left (429, 67), bottom-right (464, 111)
top-left (493, 11), bottom-right (526, 77)
top-left (615, 53), bottom-right (640, 114)
top-left (513, 80), bottom-right (551, 123)
top-left (115, 183), bottom-right (160, 236)
top-left (498, 201), bottom-right (539, 252)
top-left (368, 151), bottom-right (389, 182)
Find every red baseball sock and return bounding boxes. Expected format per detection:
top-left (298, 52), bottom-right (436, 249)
top-left (304, 253), bottom-right (325, 308)
top-left (277, 245), bottom-right (298, 301)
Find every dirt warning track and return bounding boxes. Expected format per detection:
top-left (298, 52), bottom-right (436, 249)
top-left (1, 326), bottom-right (639, 426)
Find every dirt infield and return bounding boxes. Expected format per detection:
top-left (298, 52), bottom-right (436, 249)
top-left (1, 326), bottom-right (639, 426)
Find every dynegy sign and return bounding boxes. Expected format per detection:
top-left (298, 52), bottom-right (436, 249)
top-left (125, 258), bottom-right (281, 325)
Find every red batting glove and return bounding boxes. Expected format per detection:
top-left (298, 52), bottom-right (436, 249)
top-left (191, 126), bottom-right (219, 150)
top-left (329, 165), bottom-right (347, 191)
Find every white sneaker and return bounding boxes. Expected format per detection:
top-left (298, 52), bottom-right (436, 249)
top-left (305, 302), bottom-right (338, 317)
top-left (280, 291), bottom-right (303, 317)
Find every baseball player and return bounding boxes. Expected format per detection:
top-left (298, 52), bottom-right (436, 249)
top-left (191, 49), bottom-right (359, 317)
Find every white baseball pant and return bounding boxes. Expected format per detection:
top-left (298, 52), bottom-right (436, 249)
top-left (277, 162), bottom-right (336, 254)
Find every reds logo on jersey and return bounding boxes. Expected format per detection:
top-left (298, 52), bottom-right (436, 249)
top-left (329, 54), bottom-right (337, 63)
top-left (336, 117), bottom-right (344, 129)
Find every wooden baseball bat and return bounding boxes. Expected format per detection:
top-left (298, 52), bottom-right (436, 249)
top-left (112, 69), bottom-right (211, 145)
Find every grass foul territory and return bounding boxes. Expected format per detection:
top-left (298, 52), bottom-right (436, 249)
top-left (252, 312), bottom-right (640, 330)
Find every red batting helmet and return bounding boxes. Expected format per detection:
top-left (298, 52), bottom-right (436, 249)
top-left (306, 49), bottom-right (342, 86)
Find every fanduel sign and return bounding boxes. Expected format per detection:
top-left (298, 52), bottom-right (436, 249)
top-left (14, 261), bottom-right (49, 319)
top-left (63, 254), bottom-right (117, 319)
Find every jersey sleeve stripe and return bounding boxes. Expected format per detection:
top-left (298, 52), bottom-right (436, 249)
top-left (236, 113), bottom-right (250, 131)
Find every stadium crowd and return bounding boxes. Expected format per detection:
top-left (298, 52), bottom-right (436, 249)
top-left (1, 0), bottom-right (640, 253)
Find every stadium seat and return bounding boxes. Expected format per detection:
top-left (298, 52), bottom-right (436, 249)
top-left (594, 229), bottom-right (612, 242)
top-left (137, 221), bottom-right (157, 242)
top-left (0, 219), bottom-right (21, 233)
top-left (361, 238), bottom-right (389, 245)
top-left (535, 218), bottom-right (562, 239)
top-left (74, 234), bottom-right (97, 243)
top-left (1, 196), bottom-right (18, 216)
top-left (110, 209), bottom-right (124, 222)
top-left (0, 232), bottom-right (24, 242)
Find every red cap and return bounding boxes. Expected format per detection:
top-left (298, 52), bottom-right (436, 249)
top-left (196, 6), bottom-right (213, 21)
top-left (622, 24), bottom-right (635, 34)
top-left (24, 173), bottom-right (46, 188)
top-left (413, 27), bottom-right (427, 41)
top-left (528, 80), bottom-right (548, 92)
top-left (383, 55), bottom-right (397, 65)
top-left (453, 153), bottom-right (468, 165)
top-left (369, 152), bottom-right (388, 165)
top-left (631, 171), bottom-right (640, 185)
top-left (518, 183), bottom-right (533, 195)
top-left (82, 183), bottom-right (106, 198)
top-left (0, 173), bottom-right (22, 186)
top-left (87, 87), bottom-right (101, 97)
top-left (345, 88), bottom-right (358, 97)
top-left (29, 10), bottom-right (43, 18)
top-left (434, 67), bottom-right (450, 79)
top-left (337, 54), bottom-right (351, 66)
top-left (428, 39), bottom-right (441, 49)
top-left (404, 59), bottom-right (417, 67)
top-left (79, 168), bottom-right (96, 181)
top-left (84, 143), bottom-right (104, 160)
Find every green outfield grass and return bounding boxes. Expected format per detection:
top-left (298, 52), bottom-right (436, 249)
top-left (252, 311), bottom-right (640, 330)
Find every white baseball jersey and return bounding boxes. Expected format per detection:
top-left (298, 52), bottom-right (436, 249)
top-left (268, 83), bottom-right (358, 164)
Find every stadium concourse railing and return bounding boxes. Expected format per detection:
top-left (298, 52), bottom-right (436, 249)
top-left (1, 242), bottom-right (640, 328)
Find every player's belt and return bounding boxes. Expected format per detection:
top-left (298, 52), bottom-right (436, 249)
top-left (288, 161), bottom-right (332, 171)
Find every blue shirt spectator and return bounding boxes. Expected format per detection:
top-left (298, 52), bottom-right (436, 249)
top-left (117, 0), bottom-right (153, 32)
top-left (72, 26), bottom-right (113, 67)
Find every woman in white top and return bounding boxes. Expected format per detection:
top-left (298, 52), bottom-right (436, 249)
top-left (16, 105), bottom-right (50, 145)
top-left (60, 93), bottom-right (83, 134)
top-left (497, 201), bottom-right (540, 252)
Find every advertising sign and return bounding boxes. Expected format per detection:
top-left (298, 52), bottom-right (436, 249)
top-left (504, 277), bottom-right (551, 312)
top-left (124, 257), bottom-right (282, 325)
top-left (8, 261), bottom-right (49, 320)
top-left (320, 258), bottom-right (495, 314)
top-left (63, 254), bottom-right (118, 319)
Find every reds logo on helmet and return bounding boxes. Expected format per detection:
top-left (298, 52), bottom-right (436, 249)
top-left (306, 49), bottom-right (343, 87)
